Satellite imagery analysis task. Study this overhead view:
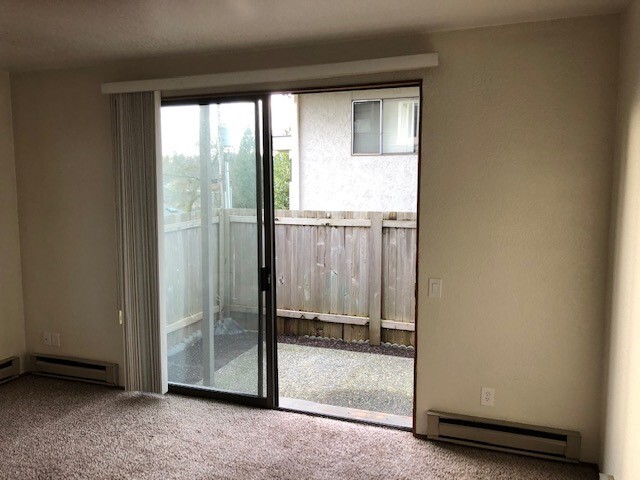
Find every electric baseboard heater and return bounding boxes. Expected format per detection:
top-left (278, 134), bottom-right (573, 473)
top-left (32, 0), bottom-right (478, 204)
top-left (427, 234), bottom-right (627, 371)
top-left (426, 410), bottom-right (581, 462)
top-left (0, 356), bottom-right (20, 384)
top-left (29, 354), bottom-right (118, 386)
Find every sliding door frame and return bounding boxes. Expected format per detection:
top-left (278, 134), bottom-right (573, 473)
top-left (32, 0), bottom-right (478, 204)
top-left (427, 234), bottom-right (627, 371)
top-left (164, 80), bottom-right (422, 430)
top-left (260, 95), bottom-right (279, 408)
top-left (163, 93), bottom-right (277, 409)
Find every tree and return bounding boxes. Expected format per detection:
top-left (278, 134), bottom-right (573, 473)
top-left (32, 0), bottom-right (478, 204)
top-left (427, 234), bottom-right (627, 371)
top-left (163, 129), bottom-right (291, 213)
top-left (273, 151), bottom-right (291, 210)
top-left (163, 150), bottom-right (223, 213)
top-left (162, 153), bottom-right (201, 212)
top-left (229, 128), bottom-right (257, 208)
top-left (229, 130), bottom-right (291, 210)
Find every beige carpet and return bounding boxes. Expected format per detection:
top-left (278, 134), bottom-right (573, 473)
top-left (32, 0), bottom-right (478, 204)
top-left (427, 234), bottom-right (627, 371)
top-left (0, 376), bottom-right (597, 480)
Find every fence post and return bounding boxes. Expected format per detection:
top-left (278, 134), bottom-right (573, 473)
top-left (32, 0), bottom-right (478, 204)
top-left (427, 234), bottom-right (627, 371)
top-left (368, 212), bottom-right (383, 346)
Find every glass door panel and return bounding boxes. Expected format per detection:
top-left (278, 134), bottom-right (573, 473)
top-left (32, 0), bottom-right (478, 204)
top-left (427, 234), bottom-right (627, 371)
top-left (161, 99), bottom-right (269, 399)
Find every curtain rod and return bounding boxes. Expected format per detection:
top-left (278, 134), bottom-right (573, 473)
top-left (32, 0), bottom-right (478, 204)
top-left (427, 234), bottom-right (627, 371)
top-left (101, 53), bottom-right (438, 95)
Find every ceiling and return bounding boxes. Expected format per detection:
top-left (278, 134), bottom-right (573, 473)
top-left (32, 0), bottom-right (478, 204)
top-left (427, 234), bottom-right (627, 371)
top-left (0, 0), bottom-right (628, 72)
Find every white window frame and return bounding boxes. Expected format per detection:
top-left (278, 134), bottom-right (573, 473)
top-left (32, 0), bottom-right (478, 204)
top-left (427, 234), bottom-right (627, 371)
top-left (395, 99), bottom-right (419, 153)
top-left (351, 97), bottom-right (419, 156)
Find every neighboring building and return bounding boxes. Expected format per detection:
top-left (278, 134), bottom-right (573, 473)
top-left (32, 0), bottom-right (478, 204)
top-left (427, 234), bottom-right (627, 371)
top-left (279, 87), bottom-right (420, 212)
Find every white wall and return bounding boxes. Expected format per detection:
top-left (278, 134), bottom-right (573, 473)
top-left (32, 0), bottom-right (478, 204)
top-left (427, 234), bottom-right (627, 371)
top-left (0, 71), bottom-right (26, 367)
top-left (10, 15), bottom-right (618, 461)
top-left (298, 88), bottom-right (418, 212)
top-left (600, 0), bottom-right (640, 477)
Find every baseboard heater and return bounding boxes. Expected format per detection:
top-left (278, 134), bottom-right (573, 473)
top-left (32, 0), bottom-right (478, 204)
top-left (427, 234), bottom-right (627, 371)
top-left (28, 354), bottom-right (118, 386)
top-left (0, 356), bottom-right (20, 384)
top-left (426, 410), bottom-right (581, 462)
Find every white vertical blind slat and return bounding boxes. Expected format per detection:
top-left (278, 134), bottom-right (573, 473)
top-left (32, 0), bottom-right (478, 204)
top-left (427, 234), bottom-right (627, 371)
top-left (111, 92), bottom-right (164, 393)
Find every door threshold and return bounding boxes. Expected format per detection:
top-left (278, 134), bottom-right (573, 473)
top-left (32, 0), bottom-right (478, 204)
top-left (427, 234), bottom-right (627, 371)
top-left (279, 397), bottom-right (412, 430)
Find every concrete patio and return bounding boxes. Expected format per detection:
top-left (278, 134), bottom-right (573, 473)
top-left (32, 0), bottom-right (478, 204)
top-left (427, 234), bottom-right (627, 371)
top-left (224, 342), bottom-right (412, 414)
top-left (169, 335), bottom-right (414, 422)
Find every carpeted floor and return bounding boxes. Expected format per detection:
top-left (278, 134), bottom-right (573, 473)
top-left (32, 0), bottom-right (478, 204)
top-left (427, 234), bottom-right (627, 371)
top-left (0, 376), bottom-right (598, 480)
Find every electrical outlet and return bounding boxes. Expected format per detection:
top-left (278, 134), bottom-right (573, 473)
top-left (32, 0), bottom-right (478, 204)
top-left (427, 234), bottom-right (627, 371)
top-left (43, 332), bottom-right (52, 346)
top-left (51, 333), bottom-right (61, 347)
top-left (481, 387), bottom-right (495, 407)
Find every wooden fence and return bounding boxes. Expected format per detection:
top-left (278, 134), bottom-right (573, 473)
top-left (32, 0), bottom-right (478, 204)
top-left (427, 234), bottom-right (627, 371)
top-left (164, 209), bottom-right (417, 346)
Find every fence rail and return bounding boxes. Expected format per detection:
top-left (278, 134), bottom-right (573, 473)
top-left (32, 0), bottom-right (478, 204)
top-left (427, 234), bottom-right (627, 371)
top-left (164, 209), bottom-right (417, 346)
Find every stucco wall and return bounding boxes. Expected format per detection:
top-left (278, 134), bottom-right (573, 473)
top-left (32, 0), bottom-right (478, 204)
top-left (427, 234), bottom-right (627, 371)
top-left (298, 88), bottom-right (418, 212)
top-left (600, 0), bottom-right (640, 477)
top-left (10, 15), bottom-right (618, 462)
top-left (0, 71), bottom-right (26, 366)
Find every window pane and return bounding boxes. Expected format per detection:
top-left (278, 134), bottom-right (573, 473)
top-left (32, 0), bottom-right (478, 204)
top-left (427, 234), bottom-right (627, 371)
top-left (382, 98), bottom-right (419, 154)
top-left (162, 102), bottom-right (265, 397)
top-left (353, 100), bottom-right (381, 154)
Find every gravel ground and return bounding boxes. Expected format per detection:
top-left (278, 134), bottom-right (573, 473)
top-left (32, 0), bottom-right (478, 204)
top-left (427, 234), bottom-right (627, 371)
top-left (278, 334), bottom-right (414, 358)
top-left (277, 343), bottom-right (413, 416)
top-left (168, 331), bottom-right (259, 385)
top-left (169, 333), bottom-right (414, 416)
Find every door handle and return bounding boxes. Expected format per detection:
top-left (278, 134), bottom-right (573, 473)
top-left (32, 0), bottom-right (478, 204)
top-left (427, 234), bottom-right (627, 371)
top-left (260, 267), bottom-right (271, 292)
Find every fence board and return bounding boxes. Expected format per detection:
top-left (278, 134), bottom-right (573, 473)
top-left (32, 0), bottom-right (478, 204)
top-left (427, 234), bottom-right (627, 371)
top-left (386, 228), bottom-right (398, 321)
top-left (359, 226), bottom-right (369, 317)
top-left (275, 222), bottom-right (289, 309)
top-left (329, 222), bottom-right (341, 314)
top-left (320, 225), bottom-right (331, 314)
top-left (368, 212), bottom-right (383, 345)
top-left (309, 226), bottom-right (318, 313)
top-left (290, 224), bottom-right (299, 312)
top-left (397, 228), bottom-right (407, 322)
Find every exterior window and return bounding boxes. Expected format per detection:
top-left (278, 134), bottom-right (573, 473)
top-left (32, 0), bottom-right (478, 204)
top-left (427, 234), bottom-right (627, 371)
top-left (352, 100), bottom-right (381, 154)
top-left (353, 98), bottom-right (419, 155)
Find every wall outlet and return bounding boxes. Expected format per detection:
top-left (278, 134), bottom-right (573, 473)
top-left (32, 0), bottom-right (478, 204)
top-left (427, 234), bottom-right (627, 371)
top-left (481, 387), bottom-right (495, 407)
top-left (51, 333), bottom-right (61, 347)
top-left (43, 332), bottom-right (52, 346)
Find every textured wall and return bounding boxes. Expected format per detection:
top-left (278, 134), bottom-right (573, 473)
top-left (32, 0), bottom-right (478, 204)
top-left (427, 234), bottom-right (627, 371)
top-left (0, 72), bottom-right (26, 366)
top-left (10, 15), bottom-right (618, 462)
top-left (298, 89), bottom-right (418, 212)
top-left (600, 0), bottom-right (640, 477)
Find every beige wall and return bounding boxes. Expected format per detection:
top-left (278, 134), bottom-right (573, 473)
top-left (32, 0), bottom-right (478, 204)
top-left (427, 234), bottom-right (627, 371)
top-left (11, 69), bottom-right (123, 378)
top-left (0, 72), bottom-right (26, 366)
top-left (10, 15), bottom-right (618, 462)
top-left (416, 16), bottom-right (618, 464)
top-left (600, 0), bottom-right (640, 477)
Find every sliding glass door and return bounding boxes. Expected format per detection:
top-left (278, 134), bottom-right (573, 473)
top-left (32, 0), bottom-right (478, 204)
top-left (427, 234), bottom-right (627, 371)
top-left (160, 96), bottom-right (275, 405)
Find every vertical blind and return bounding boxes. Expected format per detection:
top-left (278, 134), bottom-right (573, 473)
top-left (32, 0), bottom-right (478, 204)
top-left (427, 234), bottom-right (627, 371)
top-left (111, 92), bottom-right (166, 393)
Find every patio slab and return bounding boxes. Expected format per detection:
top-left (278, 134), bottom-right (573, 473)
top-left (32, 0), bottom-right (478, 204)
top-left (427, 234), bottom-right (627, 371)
top-left (212, 341), bottom-right (414, 417)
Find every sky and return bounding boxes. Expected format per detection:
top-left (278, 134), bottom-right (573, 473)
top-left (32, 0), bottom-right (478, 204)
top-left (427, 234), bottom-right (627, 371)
top-left (161, 94), bottom-right (295, 158)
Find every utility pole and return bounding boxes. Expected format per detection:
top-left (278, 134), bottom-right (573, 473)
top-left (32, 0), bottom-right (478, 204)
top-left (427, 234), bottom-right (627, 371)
top-left (200, 105), bottom-right (216, 386)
